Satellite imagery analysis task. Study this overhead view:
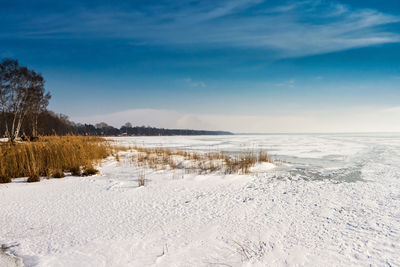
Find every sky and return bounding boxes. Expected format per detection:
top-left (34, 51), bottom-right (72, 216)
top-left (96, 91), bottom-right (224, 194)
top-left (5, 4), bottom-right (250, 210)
top-left (1, 0), bottom-right (400, 133)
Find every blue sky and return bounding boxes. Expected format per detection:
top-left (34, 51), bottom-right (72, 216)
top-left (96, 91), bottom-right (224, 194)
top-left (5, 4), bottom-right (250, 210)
top-left (1, 0), bottom-right (400, 132)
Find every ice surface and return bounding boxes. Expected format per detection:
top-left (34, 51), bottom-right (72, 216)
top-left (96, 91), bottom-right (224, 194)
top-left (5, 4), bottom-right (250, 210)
top-left (1, 134), bottom-right (400, 266)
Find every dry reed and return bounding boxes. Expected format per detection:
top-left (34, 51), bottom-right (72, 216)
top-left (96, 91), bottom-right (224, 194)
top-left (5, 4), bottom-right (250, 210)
top-left (0, 136), bottom-right (111, 183)
top-left (82, 164), bottom-right (99, 176)
top-left (138, 171), bottom-right (146, 186)
top-left (130, 146), bottom-right (273, 175)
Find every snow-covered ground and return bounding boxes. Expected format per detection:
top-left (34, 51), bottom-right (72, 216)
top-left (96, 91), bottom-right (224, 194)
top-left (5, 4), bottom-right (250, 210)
top-left (1, 134), bottom-right (400, 266)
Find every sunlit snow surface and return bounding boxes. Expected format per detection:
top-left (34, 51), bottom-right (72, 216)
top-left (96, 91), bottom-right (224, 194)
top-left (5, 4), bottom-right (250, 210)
top-left (1, 134), bottom-right (400, 266)
top-left (116, 133), bottom-right (398, 182)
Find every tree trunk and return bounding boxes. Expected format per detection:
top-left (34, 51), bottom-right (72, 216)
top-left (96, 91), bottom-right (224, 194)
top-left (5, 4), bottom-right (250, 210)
top-left (10, 112), bottom-right (18, 142)
top-left (14, 110), bottom-right (27, 141)
top-left (32, 114), bottom-right (38, 137)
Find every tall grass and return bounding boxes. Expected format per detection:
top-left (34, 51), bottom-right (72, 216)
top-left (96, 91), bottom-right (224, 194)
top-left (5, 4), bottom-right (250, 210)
top-left (129, 145), bottom-right (273, 175)
top-left (0, 136), bottom-right (111, 183)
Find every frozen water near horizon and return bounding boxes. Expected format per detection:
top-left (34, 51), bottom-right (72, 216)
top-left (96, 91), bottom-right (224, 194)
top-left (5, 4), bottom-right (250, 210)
top-left (1, 134), bottom-right (400, 266)
top-left (113, 133), bottom-right (400, 182)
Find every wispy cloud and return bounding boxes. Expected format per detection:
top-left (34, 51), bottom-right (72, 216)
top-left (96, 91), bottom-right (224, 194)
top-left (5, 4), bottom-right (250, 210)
top-left (72, 108), bottom-right (214, 130)
top-left (275, 79), bottom-right (295, 88)
top-left (262, 0), bottom-right (312, 14)
top-left (183, 78), bottom-right (206, 88)
top-left (1, 0), bottom-right (399, 57)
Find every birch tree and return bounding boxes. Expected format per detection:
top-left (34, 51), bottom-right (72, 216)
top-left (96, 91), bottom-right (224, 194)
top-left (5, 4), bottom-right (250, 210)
top-left (0, 59), bottom-right (51, 142)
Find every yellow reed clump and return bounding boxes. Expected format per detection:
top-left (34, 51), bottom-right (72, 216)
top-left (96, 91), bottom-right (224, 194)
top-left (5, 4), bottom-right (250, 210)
top-left (0, 136), bottom-right (111, 183)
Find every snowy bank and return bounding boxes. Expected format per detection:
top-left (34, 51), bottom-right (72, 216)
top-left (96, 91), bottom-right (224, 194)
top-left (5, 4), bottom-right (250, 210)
top-left (1, 134), bottom-right (400, 266)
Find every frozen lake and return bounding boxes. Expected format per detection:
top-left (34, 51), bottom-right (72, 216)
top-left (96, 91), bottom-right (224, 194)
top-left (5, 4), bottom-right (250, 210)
top-left (1, 134), bottom-right (399, 266)
top-left (115, 133), bottom-right (400, 182)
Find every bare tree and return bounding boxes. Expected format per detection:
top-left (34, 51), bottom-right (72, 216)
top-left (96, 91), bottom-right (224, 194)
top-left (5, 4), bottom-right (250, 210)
top-left (0, 59), bottom-right (51, 142)
top-left (0, 59), bottom-right (16, 137)
top-left (29, 77), bottom-right (51, 137)
top-left (123, 122), bottom-right (132, 135)
top-left (95, 122), bottom-right (109, 129)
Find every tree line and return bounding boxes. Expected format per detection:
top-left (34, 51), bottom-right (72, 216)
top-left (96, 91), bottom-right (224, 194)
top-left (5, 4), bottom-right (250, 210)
top-left (0, 59), bottom-right (232, 140)
top-left (0, 110), bottom-right (232, 137)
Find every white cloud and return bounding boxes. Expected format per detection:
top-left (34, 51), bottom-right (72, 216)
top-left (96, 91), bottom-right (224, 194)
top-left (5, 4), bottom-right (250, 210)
top-left (73, 109), bottom-right (183, 129)
top-left (176, 114), bottom-right (214, 130)
top-left (381, 106), bottom-right (400, 114)
top-left (72, 106), bottom-right (400, 133)
top-left (183, 78), bottom-right (206, 88)
top-left (275, 79), bottom-right (295, 88)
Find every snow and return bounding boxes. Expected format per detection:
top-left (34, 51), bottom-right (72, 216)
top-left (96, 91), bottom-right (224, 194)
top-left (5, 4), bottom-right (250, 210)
top-left (249, 162), bottom-right (275, 173)
top-left (1, 134), bottom-right (400, 266)
top-left (0, 249), bottom-right (23, 267)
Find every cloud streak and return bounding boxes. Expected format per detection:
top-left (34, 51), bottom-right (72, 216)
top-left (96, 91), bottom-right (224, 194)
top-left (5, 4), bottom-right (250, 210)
top-left (182, 78), bottom-right (206, 88)
top-left (1, 0), bottom-right (399, 57)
